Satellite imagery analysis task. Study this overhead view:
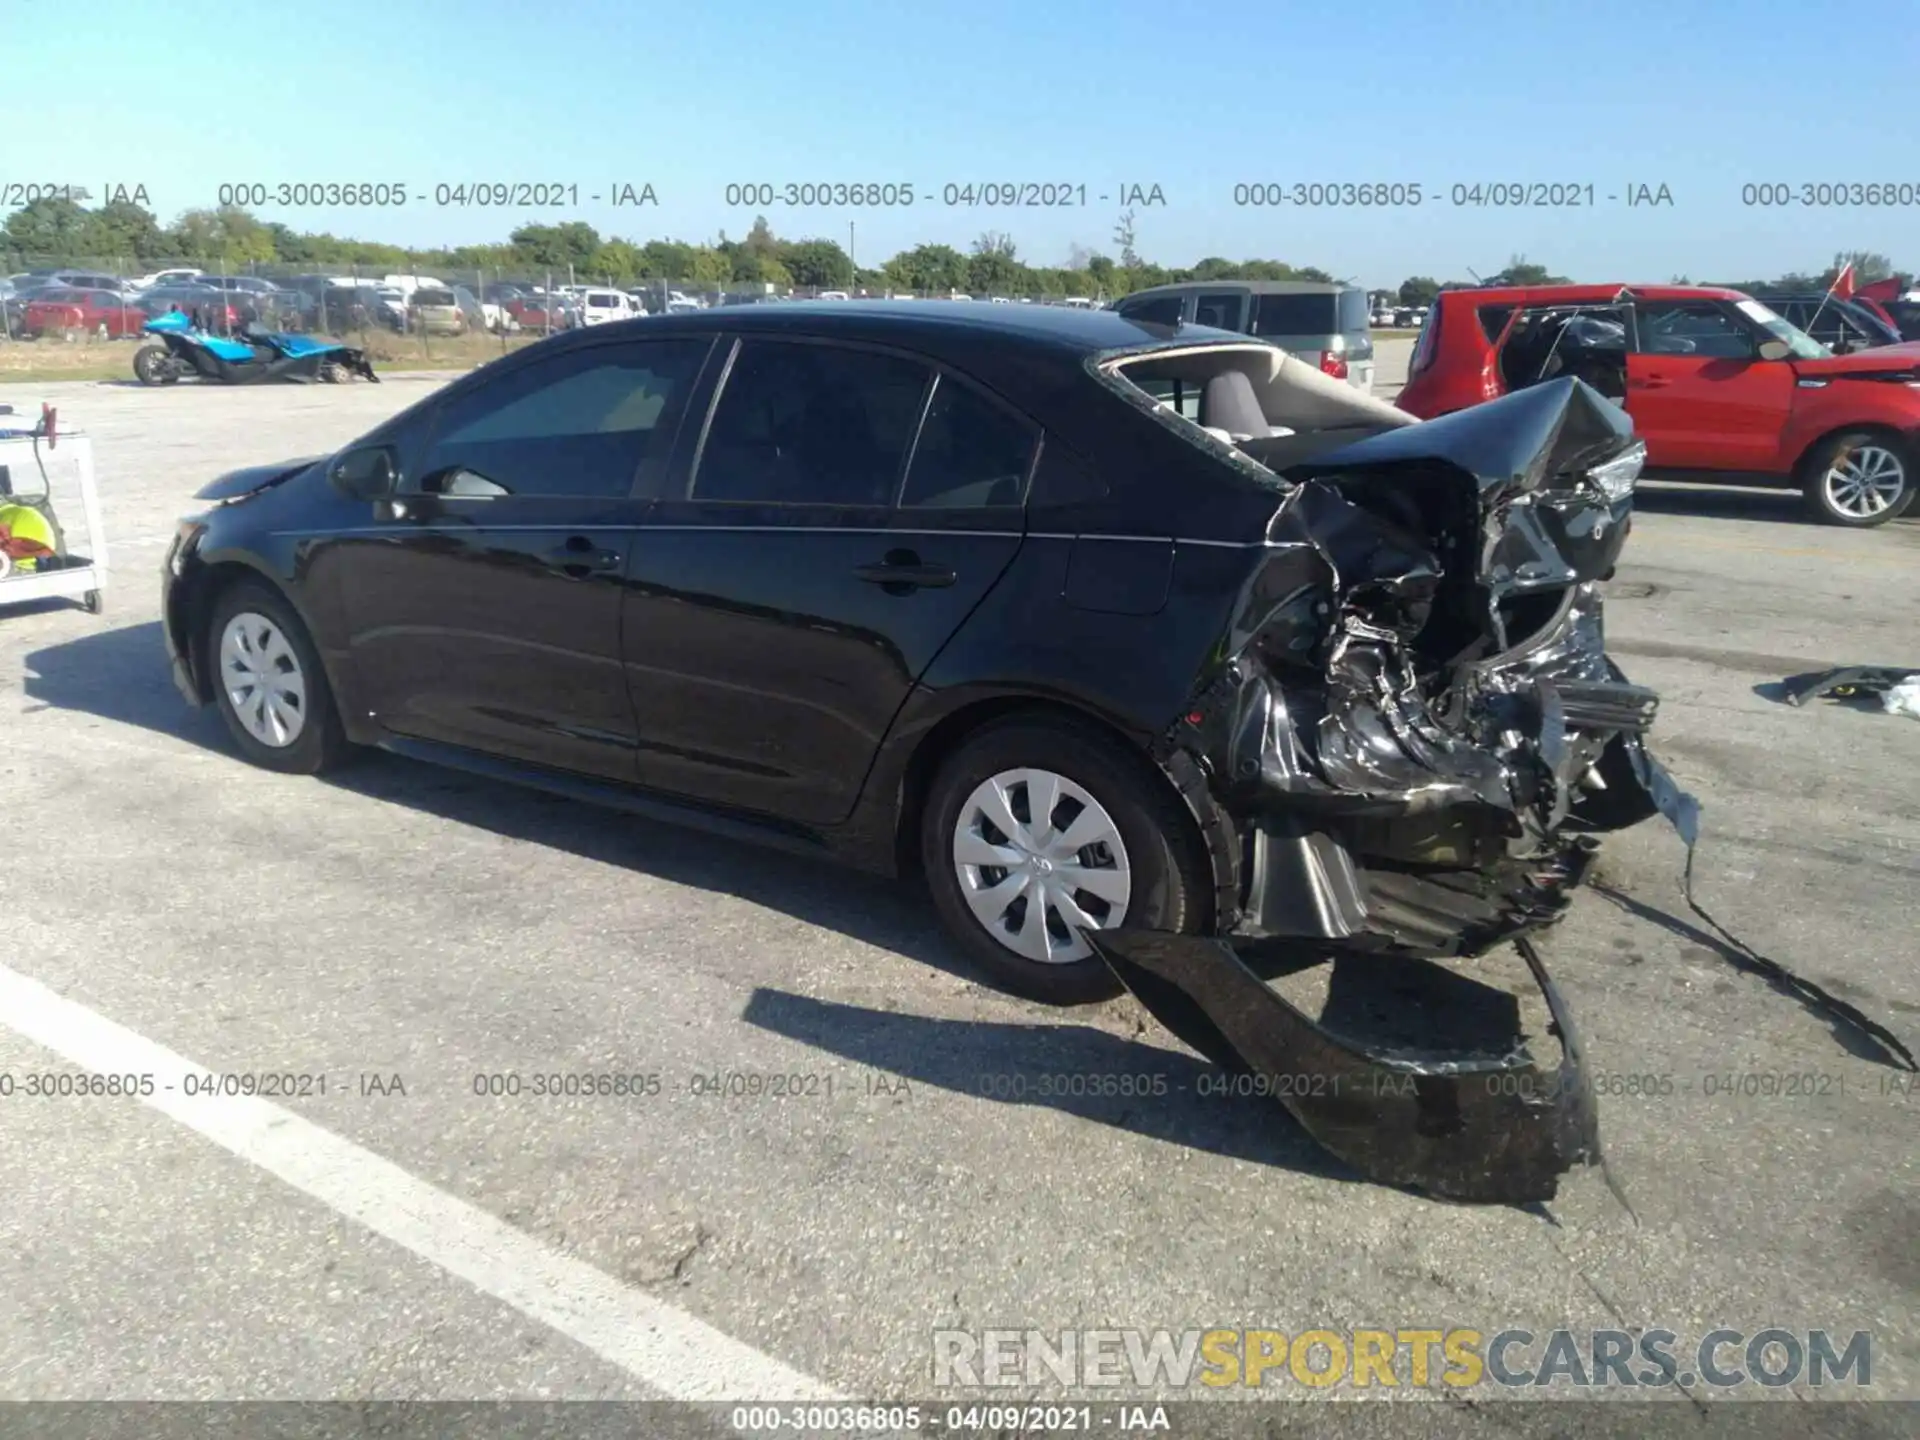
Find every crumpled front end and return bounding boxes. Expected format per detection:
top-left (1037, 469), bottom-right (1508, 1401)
top-left (1089, 377), bottom-right (1698, 1203)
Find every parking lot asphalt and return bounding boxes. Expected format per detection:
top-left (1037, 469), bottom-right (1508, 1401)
top-left (1, 347), bottom-right (1916, 1424)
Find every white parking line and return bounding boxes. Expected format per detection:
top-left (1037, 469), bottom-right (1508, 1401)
top-left (0, 961), bottom-right (841, 1407)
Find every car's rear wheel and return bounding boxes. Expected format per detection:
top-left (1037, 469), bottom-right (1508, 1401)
top-left (207, 580), bottom-right (350, 775)
top-left (1802, 431), bottom-right (1915, 526)
top-left (921, 715), bottom-right (1210, 1005)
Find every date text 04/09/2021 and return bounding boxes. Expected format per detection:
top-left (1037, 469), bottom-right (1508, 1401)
top-left (1229, 181), bottom-right (1675, 208)
top-left (207, 182), bottom-right (659, 208)
top-left (719, 182), bottom-right (1168, 208)
top-left (729, 1404), bottom-right (1172, 1434)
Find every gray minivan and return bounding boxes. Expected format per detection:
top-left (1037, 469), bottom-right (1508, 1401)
top-left (1111, 280), bottom-right (1376, 393)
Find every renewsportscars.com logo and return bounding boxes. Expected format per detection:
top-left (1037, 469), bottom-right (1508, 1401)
top-left (932, 1327), bottom-right (1874, 1391)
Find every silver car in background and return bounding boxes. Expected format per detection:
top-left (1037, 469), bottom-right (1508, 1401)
top-left (1112, 280), bottom-right (1377, 393)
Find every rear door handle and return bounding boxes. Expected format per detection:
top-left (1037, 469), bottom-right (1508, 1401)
top-left (1634, 375), bottom-right (1670, 389)
top-left (854, 550), bottom-right (957, 590)
top-left (549, 534), bottom-right (622, 576)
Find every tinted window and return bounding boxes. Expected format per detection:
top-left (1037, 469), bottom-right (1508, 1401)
top-left (423, 340), bottom-right (705, 500)
top-left (413, 289), bottom-right (456, 306)
top-left (693, 340), bottom-right (930, 505)
top-left (1336, 288), bottom-right (1370, 332)
top-left (899, 375), bottom-right (1037, 508)
top-left (1116, 294), bottom-right (1185, 327)
top-left (1636, 302), bottom-right (1756, 358)
top-left (1193, 292), bottom-right (1243, 330)
top-left (1250, 293), bottom-right (1337, 336)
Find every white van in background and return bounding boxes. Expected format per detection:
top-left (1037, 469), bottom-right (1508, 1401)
top-left (578, 287), bottom-right (639, 325)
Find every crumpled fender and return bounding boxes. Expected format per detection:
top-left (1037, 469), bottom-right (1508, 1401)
top-left (1109, 378), bottom-right (1701, 1202)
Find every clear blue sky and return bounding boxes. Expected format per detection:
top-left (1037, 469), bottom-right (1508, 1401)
top-left (12, 0), bottom-right (1918, 284)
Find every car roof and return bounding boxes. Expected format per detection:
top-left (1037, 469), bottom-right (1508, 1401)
top-left (1439, 283), bottom-right (1749, 305)
top-left (523, 299), bottom-right (1240, 363)
top-left (1121, 279), bottom-right (1355, 297)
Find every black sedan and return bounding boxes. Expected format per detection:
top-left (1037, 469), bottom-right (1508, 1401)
top-left (161, 303), bottom-right (1689, 1202)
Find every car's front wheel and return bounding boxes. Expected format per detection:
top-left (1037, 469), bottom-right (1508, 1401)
top-left (921, 715), bottom-right (1211, 1005)
top-left (1802, 431), bottom-right (1915, 526)
top-left (207, 579), bottom-right (350, 775)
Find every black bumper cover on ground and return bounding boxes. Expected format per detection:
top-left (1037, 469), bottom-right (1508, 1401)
top-left (1099, 380), bottom-right (1702, 1204)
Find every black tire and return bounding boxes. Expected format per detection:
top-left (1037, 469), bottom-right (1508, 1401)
top-left (920, 715), bottom-right (1212, 1006)
top-left (133, 343), bottom-right (178, 385)
top-left (206, 578), bottom-right (351, 776)
top-left (1800, 430), bottom-right (1916, 527)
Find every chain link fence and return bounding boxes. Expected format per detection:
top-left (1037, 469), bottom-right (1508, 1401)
top-left (1, 253), bottom-right (1111, 367)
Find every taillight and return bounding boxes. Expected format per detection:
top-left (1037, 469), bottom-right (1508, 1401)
top-left (1319, 351), bottom-right (1349, 380)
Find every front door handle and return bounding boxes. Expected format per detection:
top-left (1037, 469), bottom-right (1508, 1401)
top-left (549, 534), bottom-right (622, 576)
top-left (854, 550), bottom-right (957, 591)
top-left (1633, 375), bottom-right (1670, 389)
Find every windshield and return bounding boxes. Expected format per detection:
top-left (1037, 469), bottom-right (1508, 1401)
top-left (1734, 298), bottom-right (1829, 359)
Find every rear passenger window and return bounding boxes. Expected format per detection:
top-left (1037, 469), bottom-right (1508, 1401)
top-left (898, 375), bottom-right (1037, 508)
top-left (693, 340), bottom-right (931, 505)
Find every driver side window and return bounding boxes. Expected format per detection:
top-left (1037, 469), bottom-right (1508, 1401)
top-left (1634, 302), bottom-right (1757, 359)
top-left (418, 340), bottom-right (706, 500)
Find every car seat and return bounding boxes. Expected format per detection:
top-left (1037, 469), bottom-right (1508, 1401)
top-left (1198, 370), bottom-right (1278, 443)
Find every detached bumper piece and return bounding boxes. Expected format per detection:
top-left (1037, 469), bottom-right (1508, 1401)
top-left (1783, 665), bottom-right (1920, 706)
top-left (1126, 380), bottom-right (1706, 1202)
top-left (1085, 928), bottom-right (1599, 1204)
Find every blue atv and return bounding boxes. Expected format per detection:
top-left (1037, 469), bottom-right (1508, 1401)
top-left (133, 310), bottom-right (379, 386)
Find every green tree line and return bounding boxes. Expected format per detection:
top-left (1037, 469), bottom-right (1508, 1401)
top-left (2, 199), bottom-right (1900, 302)
top-left (0, 196), bottom-right (1338, 297)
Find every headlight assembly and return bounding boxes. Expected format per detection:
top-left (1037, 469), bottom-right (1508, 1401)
top-left (1587, 440), bottom-right (1647, 503)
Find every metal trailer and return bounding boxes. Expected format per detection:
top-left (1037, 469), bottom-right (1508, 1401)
top-left (0, 409), bottom-right (106, 616)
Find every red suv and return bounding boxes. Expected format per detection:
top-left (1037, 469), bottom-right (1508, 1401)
top-left (1398, 284), bottom-right (1920, 526)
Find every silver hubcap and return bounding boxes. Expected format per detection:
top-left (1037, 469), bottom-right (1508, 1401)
top-left (219, 612), bottom-right (308, 748)
top-left (952, 768), bottom-right (1132, 964)
top-left (1824, 445), bottom-right (1906, 518)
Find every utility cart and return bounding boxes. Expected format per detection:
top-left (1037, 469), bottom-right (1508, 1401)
top-left (0, 404), bottom-right (107, 616)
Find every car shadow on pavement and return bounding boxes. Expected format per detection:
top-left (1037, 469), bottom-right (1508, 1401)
top-left (19, 621), bottom-right (984, 988)
top-left (741, 987), bottom-right (1359, 1183)
top-left (1635, 480), bottom-right (1919, 528)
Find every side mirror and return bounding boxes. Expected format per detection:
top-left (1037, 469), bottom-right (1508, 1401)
top-left (1756, 339), bottom-right (1792, 362)
top-left (330, 445), bottom-right (398, 500)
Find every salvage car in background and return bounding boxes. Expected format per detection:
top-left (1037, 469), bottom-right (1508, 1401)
top-left (1749, 290), bottom-right (1905, 353)
top-left (136, 286), bottom-right (246, 333)
top-left (1399, 283), bottom-right (1920, 525)
top-left (1110, 280), bottom-right (1378, 393)
top-left (407, 286), bottom-right (470, 336)
top-left (21, 286), bottom-right (146, 339)
top-left (161, 303), bottom-right (1685, 1203)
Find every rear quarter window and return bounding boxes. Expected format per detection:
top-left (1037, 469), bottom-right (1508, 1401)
top-left (1476, 305), bottom-right (1515, 342)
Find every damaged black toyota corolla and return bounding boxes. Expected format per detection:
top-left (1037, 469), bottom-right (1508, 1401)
top-left (162, 304), bottom-right (1691, 1203)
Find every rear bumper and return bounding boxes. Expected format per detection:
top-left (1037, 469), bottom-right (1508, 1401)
top-left (1087, 927), bottom-right (1600, 1204)
top-left (1106, 380), bottom-right (1697, 1202)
